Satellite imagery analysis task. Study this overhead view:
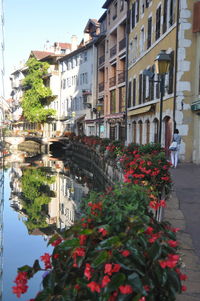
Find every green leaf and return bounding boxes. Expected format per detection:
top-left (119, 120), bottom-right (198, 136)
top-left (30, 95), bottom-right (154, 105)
top-left (42, 272), bottom-right (55, 291)
top-left (128, 272), bottom-right (145, 294)
top-left (59, 238), bottom-right (79, 250)
top-left (92, 251), bottom-right (109, 268)
top-left (80, 229), bottom-right (93, 235)
top-left (97, 236), bottom-right (121, 249)
top-left (107, 273), bottom-right (126, 292)
top-left (148, 241), bottom-right (161, 261)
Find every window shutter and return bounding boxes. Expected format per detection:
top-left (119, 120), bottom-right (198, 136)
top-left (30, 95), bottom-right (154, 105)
top-left (132, 78), bottom-right (136, 106)
top-left (143, 74), bottom-right (146, 103)
top-left (150, 65), bottom-right (155, 100)
top-left (132, 2), bottom-right (136, 29)
top-left (193, 2), bottom-right (200, 33)
top-left (156, 74), bottom-right (160, 99)
top-left (128, 81), bottom-right (132, 107)
top-left (168, 51), bottom-right (174, 94)
top-left (163, 0), bottom-right (168, 34)
top-left (136, 0), bottom-right (140, 23)
top-left (147, 17), bottom-right (152, 49)
top-left (146, 0), bottom-right (149, 8)
top-left (155, 6), bottom-right (161, 40)
top-left (139, 74), bottom-right (143, 104)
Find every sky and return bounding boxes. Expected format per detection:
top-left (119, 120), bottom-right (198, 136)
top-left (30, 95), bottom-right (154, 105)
top-left (3, 0), bottom-right (106, 98)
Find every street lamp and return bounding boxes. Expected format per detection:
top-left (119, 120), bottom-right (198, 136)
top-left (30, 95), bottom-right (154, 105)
top-left (154, 50), bottom-right (171, 144)
top-left (93, 103), bottom-right (103, 137)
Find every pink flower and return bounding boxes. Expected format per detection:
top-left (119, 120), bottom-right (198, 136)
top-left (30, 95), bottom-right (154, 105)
top-left (119, 285), bottom-right (133, 294)
top-left (168, 240), bottom-right (179, 248)
top-left (98, 227), bottom-right (108, 237)
top-left (104, 263), bottom-right (113, 275)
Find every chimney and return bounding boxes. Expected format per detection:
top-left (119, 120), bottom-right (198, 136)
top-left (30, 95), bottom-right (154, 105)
top-left (71, 35), bottom-right (78, 51)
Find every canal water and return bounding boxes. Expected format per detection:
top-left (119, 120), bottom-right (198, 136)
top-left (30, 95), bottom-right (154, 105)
top-left (1, 151), bottom-right (96, 301)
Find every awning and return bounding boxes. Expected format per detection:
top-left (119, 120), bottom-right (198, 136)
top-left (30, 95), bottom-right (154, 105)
top-left (104, 112), bottom-right (124, 120)
top-left (127, 105), bottom-right (155, 117)
top-left (74, 114), bottom-right (86, 122)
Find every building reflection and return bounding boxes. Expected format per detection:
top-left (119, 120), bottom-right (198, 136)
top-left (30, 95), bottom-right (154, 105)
top-left (7, 152), bottom-right (91, 233)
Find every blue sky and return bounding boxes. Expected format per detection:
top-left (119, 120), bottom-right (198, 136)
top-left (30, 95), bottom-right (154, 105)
top-left (4, 0), bottom-right (105, 97)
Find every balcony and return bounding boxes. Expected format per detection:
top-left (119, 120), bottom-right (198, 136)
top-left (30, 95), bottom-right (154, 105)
top-left (109, 76), bottom-right (116, 88)
top-left (119, 37), bottom-right (126, 52)
top-left (99, 55), bottom-right (105, 66)
top-left (118, 71), bottom-right (125, 84)
top-left (110, 45), bottom-right (117, 58)
top-left (98, 82), bottom-right (104, 93)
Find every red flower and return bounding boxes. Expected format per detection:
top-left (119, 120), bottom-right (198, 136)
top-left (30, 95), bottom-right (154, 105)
top-left (72, 248), bottom-right (86, 267)
top-left (108, 291), bottom-right (118, 301)
top-left (112, 264), bottom-right (121, 273)
top-left (168, 240), bottom-right (179, 248)
top-left (179, 273), bottom-right (188, 281)
top-left (75, 284), bottom-right (81, 290)
top-left (79, 234), bottom-right (87, 245)
top-left (12, 272), bottom-right (28, 298)
top-left (119, 285), bottom-right (133, 294)
top-left (139, 297), bottom-right (146, 301)
top-left (121, 250), bottom-right (130, 257)
top-left (160, 199), bottom-right (166, 208)
top-left (104, 263), bottom-right (112, 275)
top-left (182, 285), bottom-right (187, 291)
top-left (98, 227), bottom-right (108, 237)
top-left (53, 253), bottom-right (59, 259)
top-left (87, 281), bottom-right (101, 293)
top-left (51, 238), bottom-right (62, 247)
top-left (101, 275), bottom-right (111, 288)
top-left (145, 227), bottom-right (154, 235)
top-left (84, 263), bottom-right (92, 280)
top-left (40, 253), bottom-right (52, 269)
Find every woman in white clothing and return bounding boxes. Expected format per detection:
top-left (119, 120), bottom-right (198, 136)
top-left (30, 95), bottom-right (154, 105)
top-left (170, 129), bottom-right (181, 168)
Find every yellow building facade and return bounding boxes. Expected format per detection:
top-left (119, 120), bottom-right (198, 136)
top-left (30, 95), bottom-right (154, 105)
top-left (127, 0), bottom-right (200, 163)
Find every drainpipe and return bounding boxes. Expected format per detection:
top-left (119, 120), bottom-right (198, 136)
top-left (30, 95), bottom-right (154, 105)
top-left (125, 0), bottom-right (130, 144)
top-left (173, 0), bottom-right (180, 131)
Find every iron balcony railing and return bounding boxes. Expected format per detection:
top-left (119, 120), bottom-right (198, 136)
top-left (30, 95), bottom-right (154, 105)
top-left (99, 55), bottom-right (105, 66)
top-left (119, 37), bottom-right (126, 52)
top-left (110, 45), bottom-right (117, 58)
top-left (118, 71), bottom-right (125, 84)
top-left (109, 76), bottom-right (116, 88)
top-left (98, 82), bottom-right (104, 92)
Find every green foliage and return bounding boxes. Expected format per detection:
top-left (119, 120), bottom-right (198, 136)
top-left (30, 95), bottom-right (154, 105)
top-left (21, 57), bottom-right (56, 122)
top-left (21, 167), bottom-right (55, 231)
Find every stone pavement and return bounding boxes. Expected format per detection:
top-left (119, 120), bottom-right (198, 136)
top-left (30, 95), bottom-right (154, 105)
top-left (164, 163), bottom-right (200, 301)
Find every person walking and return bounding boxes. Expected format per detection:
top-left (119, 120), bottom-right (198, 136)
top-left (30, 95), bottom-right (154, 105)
top-left (170, 129), bottom-right (181, 168)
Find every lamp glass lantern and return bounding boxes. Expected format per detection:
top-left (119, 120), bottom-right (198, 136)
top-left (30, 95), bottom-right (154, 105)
top-left (154, 50), bottom-right (171, 75)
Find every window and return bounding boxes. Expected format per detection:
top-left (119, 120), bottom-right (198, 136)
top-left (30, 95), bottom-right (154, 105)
top-left (110, 90), bottom-right (116, 113)
top-left (169, 0), bottom-right (175, 26)
top-left (136, 0), bottom-right (140, 23)
top-left (139, 74), bottom-right (143, 104)
top-left (132, 78), bottom-right (136, 106)
top-left (113, 2), bottom-right (117, 20)
top-left (131, 2), bottom-right (136, 29)
top-left (150, 65), bottom-right (155, 100)
top-left (146, 120), bottom-right (150, 144)
top-left (163, 0), bottom-right (168, 34)
top-left (140, 27), bottom-right (145, 52)
top-left (143, 74), bottom-right (146, 102)
top-left (155, 6), bottom-right (161, 40)
top-left (168, 51), bottom-right (174, 94)
top-left (84, 51), bottom-right (87, 62)
top-left (108, 9), bottom-right (111, 25)
top-left (153, 118), bottom-right (159, 143)
top-left (141, 0), bottom-right (145, 14)
top-left (138, 120), bottom-right (143, 144)
top-left (128, 81), bottom-right (132, 107)
top-left (63, 79), bottom-right (66, 89)
top-left (120, 0), bottom-right (124, 11)
top-left (147, 16), bottom-right (152, 49)
top-left (119, 86), bottom-right (126, 112)
top-left (133, 121), bottom-right (137, 143)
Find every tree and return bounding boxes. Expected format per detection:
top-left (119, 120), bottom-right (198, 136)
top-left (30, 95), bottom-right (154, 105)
top-left (21, 57), bottom-right (56, 122)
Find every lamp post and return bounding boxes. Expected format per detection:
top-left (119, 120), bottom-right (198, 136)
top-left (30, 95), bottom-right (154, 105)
top-left (154, 50), bottom-right (171, 144)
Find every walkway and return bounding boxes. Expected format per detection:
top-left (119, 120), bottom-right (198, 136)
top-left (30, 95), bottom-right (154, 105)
top-left (165, 163), bottom-right (200, 301)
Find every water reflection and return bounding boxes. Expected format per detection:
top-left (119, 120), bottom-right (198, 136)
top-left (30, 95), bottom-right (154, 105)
top-left (2, 150), bottom-right (95, 301)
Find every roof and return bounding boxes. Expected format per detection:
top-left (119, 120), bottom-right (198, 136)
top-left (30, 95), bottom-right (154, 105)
top-left (98, 11), bottom-right (107, 22)
top-left (31, 50), bottom-right (55, 60)
top-left (84, 19), bottom-right (100, 33)
top-left (102, 0), bottom-right (113, 9)
top-left (58, 40), bottom-right (95, 62)
top-left (54, 42), bottom-right (71, 49)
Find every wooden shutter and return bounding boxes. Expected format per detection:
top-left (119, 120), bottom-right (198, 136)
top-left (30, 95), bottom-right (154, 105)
top-left (128, 81), bottom-right (132, 107)
top-left (132, 78), bottom-right (136, 106)
top-left (155, 6), bottom-right (161, 40)
top-left (150, 65), bottom-right (155, 100)
top-left (193, 2), bottom-right (200, 33)
top-left (143, 74), bottom-right (146, 103)
top-left (168, 51), bottom-right (174, 94)
top-left (147, 17), bottom-right (152, 49)
top-left (139, 74), bottom-right (142, 104)
top-left (132, 2), bottom-right (136, 29)
top-left (163, 0), bottom-right (168, 34)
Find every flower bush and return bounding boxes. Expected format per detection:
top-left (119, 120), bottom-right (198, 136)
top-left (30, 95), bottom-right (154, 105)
top-left (12, 137), bottom-right (186, 300)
